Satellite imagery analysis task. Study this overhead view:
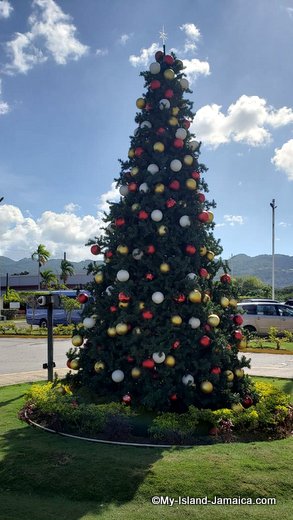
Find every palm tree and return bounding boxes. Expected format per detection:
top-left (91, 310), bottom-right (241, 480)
top-left (31, 244), bottom-right (51, 290)
top-left (40, 269), bottom-right (58, 289)
top-left (60, 259), bottom-right (74, 286)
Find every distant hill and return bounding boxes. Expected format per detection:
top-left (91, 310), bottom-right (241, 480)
top-left (1, 254), bottom-right (293, 288)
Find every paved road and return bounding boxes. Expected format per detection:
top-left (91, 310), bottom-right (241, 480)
top-left (0, 337), bottom-right (292, 386)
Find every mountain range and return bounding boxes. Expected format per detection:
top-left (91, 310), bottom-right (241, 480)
top-left (1, 254), bottom-right (293, 288)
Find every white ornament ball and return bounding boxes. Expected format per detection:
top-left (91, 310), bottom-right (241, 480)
top-left (105, 285), bottom-right (114, 295)
top-left (188, 317), bottom-right (201, 329)
top-left (150, 62), bottom-right (161, 74)
top-left (111, 369), bottom-right (125, 383)
top-left (175, 128), bottom-right (187, 140)
top-left (179, 215), bottom-right (191, 227)
top-left (116, 270), bottom-right (130, 282)
top-left (170, 159), bottom-right (182, 172)
top-left (83, 316), bottom-right (96, 329)
top-left (159, 98), bottom-right (170, 110)
top-left (141, 120), bottom-right (152, 129)
top-left (189, 140), bottom-right (200, 151)
top-left (132, 248), bottom-right (144, 260)
top-left (151, 291), bottom-right (164, 304)
top-left (180, 78), bottom-right (189, 90)
top-left (182, 374), bottom-right (195, 386)
top-left (186, 273), bottom-right (197, 280)
top-left (151, 209), bottom-right (163, 222)
top-left (139, 182), bottom-right (149, 193)
top-left (133, 127), bottom-right (140, 137)
top-left (147, 163), bottom-right (159, 174)
top-left (119, 185), bottom-right (128, 196)
top-left (152, 352), bottom-right (166, 364)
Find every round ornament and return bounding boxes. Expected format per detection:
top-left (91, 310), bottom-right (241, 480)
top-left (154, 183), bottom-right (165, 193)
top-left (189, 140), bottom-right (200, 151)
top-left (149, 61), bottom-right (161, 74)
top-left (77, 292), bottom-right (88, 304)
top-left (142, 310), bottom-right (154, 320)
top-left (242, 396), bottom-right (253, 408)
top-left (152, 352), bottom-right (166, 364)
top-left (152, 291), bottom-right (164, 304)
top-left (211, 367), bottom-right (221, 375)
top-left (116, 245), bottom-right (129, 255)
top-left (158, 225), bottom-right (168, 235)
top-left (164, 68), bottom-right (175, 80)
top-left (132, 248), bottom-right (143, 260)
top-left (234, 330), bottom-right (243, 341)
top-left (170, 159), bottom-right (182, 172)
top-left (160, 262), bottom-right (170, 273)
top-left (135, 147), bottom-right (144, 157)
top-left (105, 285), bottom-right (114, 296)
top-left (71, 334), bottom-right (83, 347)
top-left (150, 79), bottom-right (161, 90)
top-left (221, 296), bottom-right (230, 308)
top-left (111, 370), bottom-right (124, 383)
top-left (136, 98), bottom-right (145, 109)
top-left (197, 192), bottom-right (205, 202)
top-left (131, 367), bottom-right (141, 378)
top-left (225, 370), bottom-right (234, 382)
top-left (183, 155), bottom-right (193, 166)
top-left (182, 374), bottom-right (194, 386)
top-left (185, 244), bottom-right (196, 255)
top-left (122, 394), bottom-right (132, 405)
top-left (131, 166), bottom-right (139, 176)
top-left (186, 272), bottom-right (197, 280)
top-left (206, 251), bottom-right (215, 261)
top-left (116, 270), bottom-right (130, 282)
top-left (168, 116), bottom-right (178, 126)
top-left (141, 120), bottom-right (152, 129)
top-left (68, 359), bottom-right (79, 370)
top-left (138, 210), bottom-right (149, 220)
top-left (147, 163), bottom-right (159, 174)
top-left (107, 327), bottom-right (117, 337)
top-left (94, 361), bottom-right (105, 373)
top-left (165, 355), bottom-right (176, 367)
top-left (171, 315), bottom-right (182, 326)
top-left (233, 314), bottom-right (244, 326)
top-left (173, 138), bottom-right (184, 148)
top-left (186, 178), bottom-right (197, 190)
top-left (94, 272), bottom-right (103, 284)
top-left (139, 182), bottom-right (149, 193)
top-left (165, 198), bottom-right (176, 208)
top-left (155, 50), bottom-right (164, 62)
top-left (207, 314), bottom-right (220, 327)
top-left (220, 273), bottom-right (231, 284)
top-left (151, 209), bottom-right (163, 222)
top-left (229, 298), bottom-right (238, 307)
top-left (172, 340), bottom-right (181, 349)
top-left (153, 142), bottom-right (165, 152)
top-left (165, 88), bottom-right (174, 99)
top-left (169, 179), bottom-right (180, 190)
top-left (119, 185), bottom-right (128, 196)
top-left (116, 323), bottom-right (128, 336)
top-left (156, 127), bottom-right (166, 135)
top-left (199, 268), bottom-right (209, 279)
top-left (83, 316), bottom-right (96, 329)
top-left (189, 290), bottom-right (201, 303)
top-left (235, 368), bottom-right (244, 378)
top-left (180, 78), bottom-right (189, 90)
top-left (198, 211), bottom-right (209, 223)
top-left (176, 128), bottom-right (187, 140)
top-left (146, 244), bottom-right (156, 254)
top-left (179, 215), bottom-right (191, 227)
top-left (159, 98), bottom-right (170, 110)
top-left (207, 211), bottom-right (214, 222)
top-left (199, 335), bottom-right (211, 347)
top-left (200, 381), bottom-right (213, 393)
top-left (172, 107), bottom-right (180, 116)
top-left (142, 359), bottom-right (155, 369)
top-left (163, 54), bottom-right (174, 65)
top-left (115, 217), bottom-right (125, 227)
top-left (90, 244), bottom-right (101, 255)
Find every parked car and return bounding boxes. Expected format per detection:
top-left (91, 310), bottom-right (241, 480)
top-left (285, 299), bottom-right (293, 307)
top-left (26, 290), bottom-right (88, 327)
top-left (237, 301), bottom-right (293, 334)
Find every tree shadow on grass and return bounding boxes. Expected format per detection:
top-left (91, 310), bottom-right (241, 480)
top-left (283, 379), bottom-right (293, 397)
top-left (0, 420), bottom-right (164, 520)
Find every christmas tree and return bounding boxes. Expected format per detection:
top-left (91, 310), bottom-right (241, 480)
top-left (67, 48), bottom-right (253, 412)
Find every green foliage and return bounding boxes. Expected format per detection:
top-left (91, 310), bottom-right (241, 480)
top-left (60, 295), bottom-right (81, 324)
top-left (235, 275), bottom-right (271, 298)
top-left (3, 288), bottom-right (21, 304)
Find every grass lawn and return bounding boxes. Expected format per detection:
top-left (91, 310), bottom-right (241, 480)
top-left (0, 382), bottom-right (292, 520)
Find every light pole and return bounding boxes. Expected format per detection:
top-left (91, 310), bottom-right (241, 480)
top-left (270, 199), bottom-right (277, 300)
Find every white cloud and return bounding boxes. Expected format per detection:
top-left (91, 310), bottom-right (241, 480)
top-left (193, 95), bottom-right (293, 147)
top-left (224, 215), bottom-right (244, 226)
top-left (64, 202), bottom-right (81, 213)
top-left (0, 203), bottom-right (104, 261)
top-left (271, 139), bottom-right (293, 181)
top-left (286, 7), bottom-right (293, 18)
top-left (5, 0), bottom-right (88, 74)
top-left (278, 221), bottom-right (291, 228)
top-left (182, 58), bottom-right (210, 83)
top-left (180, 23), bottom-right (201, 41)
top-left (129, 43), bottom-right (160, 67)
top-left (96, 48), bottom-right (108, 56)
top-left (97, 182), bottom-right (120, 213)
top-left (0, 0), bottom-right (13, 18)
top-left (0, 79), bottom-right (10, 115)
top-left (119, 33), bottom-right (131, 45)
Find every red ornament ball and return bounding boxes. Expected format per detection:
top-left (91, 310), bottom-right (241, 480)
top-left (128, 182), bottom-right (138, 192)
top-left (127, 356), bottom-right (134, 363)
top-left (146, 244), bottom-right (156, 254)
top-left (135, 147), bottom-right (144, 157)
top-left (118, 292), bottom-right (130, 302)
top-left (145, 272), bottom-right (155, 281)
top-left (105, 250), bottom-right (113, 258)
top-left (220, 273), bottom-right (232, 284)
top-left (165, 198), bottom-right (177, 208)
top-left (185, 244), bottom-right (196, 255)
top-left (109, 305), bottom-right (118, 313)
top-left (164, 54), bottom-right (174, 65)
top-left (174, 294), bottom-right (186, 303)
top-left (211, 367), bottom-right (221, 375)
top-left (156, 127), bottom-right (166, 135)
top-left (198, 211), bottom-right (209, 223)
top-left (199, 268), bottom-right (209, 278)
top-left (138, 210), bottom-right (149, 220)
top-left (165, 88), bottom-right (174, 99)
top-left (77, 292), bottom-right (88, 304)
top-left (115, 218), bottom-right (125, 227)
top-left (169, 393), bottom-right (178, 401)
top-left (197, 193), bottom-right (206, 203)
top-left (234, 329), bottom-right (244, 341)
top-left (191, 171), bottom-right (201, 180)
top-left (155, 50), bottom-right (164, 62)
top-left (183, 119), bottom-right (191, 129)
top-left (150, 79), bottom-right (161, 90)
top-left (242, 395), bottom-right (253, 409)
top-left (233, 314), bottom-right (244, 326)
top-left (90, 244), bottom-right (101, 255)
top-left (145, 103), bottom-right (153, 111)
top-left (142, 359), bottom-right (155, 369)
top-left (142, 310), bottom-right (154, 320)
top-left (173, 138), bottom-right (184, 149)
top-left (199, 335), bottom-right (211, 347)
top-left (172, 340), bottom-right (181, 350)
top-left (169, 180), bottom-right (180, 190)
top-left (122, 394), bottom-right (132, 404)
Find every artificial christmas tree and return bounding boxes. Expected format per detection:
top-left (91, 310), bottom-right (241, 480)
top-left (67, 49), bottom-right (253, 412)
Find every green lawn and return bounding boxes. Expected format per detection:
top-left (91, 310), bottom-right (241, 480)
top-left (0, 382), bottom-right (292, 520)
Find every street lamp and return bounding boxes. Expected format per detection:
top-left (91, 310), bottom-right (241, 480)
top-left (270, 199), bottom-right (277, 300)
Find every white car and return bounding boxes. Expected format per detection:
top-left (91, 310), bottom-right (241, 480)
top-left (237, 302), bottom-right (293, 334)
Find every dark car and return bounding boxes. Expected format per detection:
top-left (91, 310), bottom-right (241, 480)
top-left (285, 299), bottom-right (293, 307)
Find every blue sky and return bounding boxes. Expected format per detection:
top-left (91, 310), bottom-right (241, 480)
top-left (0, 0), bottom-right (293, 262)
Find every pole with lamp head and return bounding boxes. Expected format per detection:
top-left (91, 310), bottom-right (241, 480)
top-left (270, 199), bottom-right (277, 300)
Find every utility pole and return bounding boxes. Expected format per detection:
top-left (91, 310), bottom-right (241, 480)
top-left (270, 199), bottom-right (277, 300)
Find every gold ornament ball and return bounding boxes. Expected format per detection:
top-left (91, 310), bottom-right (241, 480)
top-left (136, 97), bottom-right (145, 109)
top-left (199, 246), bottom-right (207, 256)
top-left (70, 359), bottom-right (79, 370)
top-left (184, 155), bottom-right (194, 166)
top-left (206, 250), bottom-right (215, 261)
top-left (172, 107), bottom-right (180, 115)
top-left (131, 203), bottom-right (140, 212)
top-left (116, 323), bottom-right (128, 335)
top-left (207, 211), bottom-right (214, 222)
top-left (229, 298), bottom-right (238, 308)
top-left (107, 327), bottom-right (117, 337)
top-left (165, 355), bottom-right (176, 367)
top-left (94, 272), bottom-right (104, 284)
top-left (164, 68), bottom-right (175, 80)
top-left (116, 245), bottom-right (129, 255)
top-left (131, 367), bottom-right (141, 378)
top-left (200, 381), bottom-right (213, 393)
top-left (207, 314), bottom-right (220, 327)
top-left (202, 293), bottom-right (211, 303)
top-left (188, 290), bottom-right (202, 303)
top-left (171, 315), bottom-right (182, 326)
top-left (119, 302), bottom-right (128, 309)
top-left (71, 334), bottom-right (83, 347)
top-left (154, 183), bottom-right (165, 193)
top-left (220, 296), bottom-right (230, 308)
top-left (133, 326), bottom-right (141, 335)
top-left (131, 166), bottom-right (139, 176)
top-left (225, 370), bottom-right (234, 382)
top-left (138, 302), bottom-right (145, 310)
top-left (128, 148), bottom-right (135, 158)
top-left (186, 178), bottom-right (197, 190)
top-left (94, 361), bottom-right (105, 373)
top-left (234, 368), bottom-right (245, 379)
top-left (168, 117), bottom-right (178, 126)
top-left (160, 262), bottom-right (170, 273)
top-left (158, 225), bottom-right (168, 236)
top-left (153, 142), bottom-right (165, 152)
